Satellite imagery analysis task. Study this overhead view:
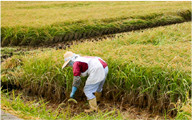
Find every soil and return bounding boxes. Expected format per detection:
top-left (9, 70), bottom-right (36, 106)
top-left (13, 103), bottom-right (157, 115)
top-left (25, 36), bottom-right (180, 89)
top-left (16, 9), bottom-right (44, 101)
top-left (1, 33), bottom-right (115, 63)
top-left (1, 22), bottom-right (187, 62)
top-left (15, 91), bottom-right (164, 120)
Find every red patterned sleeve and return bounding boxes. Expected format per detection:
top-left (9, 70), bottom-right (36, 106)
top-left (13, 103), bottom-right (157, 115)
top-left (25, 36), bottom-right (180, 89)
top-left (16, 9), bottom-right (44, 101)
top-left (73, 62), bottom-right (81, 76)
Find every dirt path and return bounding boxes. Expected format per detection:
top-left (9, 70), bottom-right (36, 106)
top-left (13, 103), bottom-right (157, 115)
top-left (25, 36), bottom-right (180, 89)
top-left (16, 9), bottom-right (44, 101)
top-left (1, 109), bottom-right (22, 120)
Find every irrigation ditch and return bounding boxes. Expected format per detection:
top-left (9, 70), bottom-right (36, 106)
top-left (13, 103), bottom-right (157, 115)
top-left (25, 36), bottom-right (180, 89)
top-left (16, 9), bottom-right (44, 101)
top-left (1, 10), bottom-right (191, 119)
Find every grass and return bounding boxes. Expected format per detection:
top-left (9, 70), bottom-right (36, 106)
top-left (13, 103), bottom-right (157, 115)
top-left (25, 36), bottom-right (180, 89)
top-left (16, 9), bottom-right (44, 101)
top-left (1, 1), bottom-right (191, 46)
top-left (1, 90), bottom-right (53, 119)
top-left (1, 90), bottom-right (123, 120)
top-left (0, 47), bottom-right (52, 60)
top-left (175, 98), bottom-right (192, 120)
top-left (1, 47), bottom-right (30, 62)
top-left (1, 22), bottom-right (191, 119)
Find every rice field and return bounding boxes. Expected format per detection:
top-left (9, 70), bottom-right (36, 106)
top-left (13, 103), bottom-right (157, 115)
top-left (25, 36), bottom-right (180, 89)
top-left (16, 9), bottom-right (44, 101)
top-left (1, 1), bottom-right (191, 119)
top-left (1, 22), bottom-right (191, 119)
top-left (1, 1), bottom-right (191, 46)
top-left (2, 1), bottom-right (190, 27)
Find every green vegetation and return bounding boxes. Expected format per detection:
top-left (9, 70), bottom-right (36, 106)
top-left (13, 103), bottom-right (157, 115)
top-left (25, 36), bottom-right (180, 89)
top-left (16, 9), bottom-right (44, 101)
top-left (0, 47), bottom-right (51, 61)
top-left (2, 1), bottom-right (190, 27)
top-left (1, 47), bottom-right (27, 62)
top-left (174, 94), bottom-right (192, 120)
top-left (1, 90), bottom-right (123, 120)
top-left (1, 1), bottom-right (191, 46)
top-left (1, 1), bottom-right (191, 119)
top-left (2, 22), bottom-right (191, 119)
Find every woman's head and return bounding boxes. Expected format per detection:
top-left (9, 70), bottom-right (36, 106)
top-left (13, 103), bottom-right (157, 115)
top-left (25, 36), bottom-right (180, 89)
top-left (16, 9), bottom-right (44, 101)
top-left (62, 51), bottom-right (80, 69)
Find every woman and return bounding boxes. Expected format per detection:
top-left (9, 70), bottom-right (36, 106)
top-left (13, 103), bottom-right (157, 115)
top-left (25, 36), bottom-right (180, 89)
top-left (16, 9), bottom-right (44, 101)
top-left (62, 51), bottom-right (108, 113)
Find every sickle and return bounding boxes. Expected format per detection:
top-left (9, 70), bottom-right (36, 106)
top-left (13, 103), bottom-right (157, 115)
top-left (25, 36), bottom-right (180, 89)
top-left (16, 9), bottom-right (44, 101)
top-left (68, 98), bottom-right (78, 104)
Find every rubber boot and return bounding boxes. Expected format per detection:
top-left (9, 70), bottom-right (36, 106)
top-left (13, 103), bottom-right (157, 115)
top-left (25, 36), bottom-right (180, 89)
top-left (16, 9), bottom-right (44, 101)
top-left (84, 98), bottom-right (98, 113)
top-left (95, 92), bottom-right (102, 104)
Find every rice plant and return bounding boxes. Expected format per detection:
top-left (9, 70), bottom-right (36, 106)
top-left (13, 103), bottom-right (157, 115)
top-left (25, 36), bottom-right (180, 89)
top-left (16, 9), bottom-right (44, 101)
top-left (2, 1), bottom-right (190, 27)
top-left (1, 90), bottom-right (123, 120)
top-left (1, 22), bottom-right (191, 117)
top-left (1, 1), bottom-right (191, 46)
